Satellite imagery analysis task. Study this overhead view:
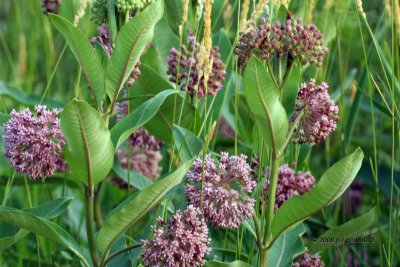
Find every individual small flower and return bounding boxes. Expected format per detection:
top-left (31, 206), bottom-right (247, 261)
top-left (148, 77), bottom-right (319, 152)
top-left (234, 16), bottom-right (328, 71)
top-left (142, 206), bottom-right (211, 267)
top-left (293, 252), bottom-right (325, 267)
top-left (42, 0), bottom-right (61, 14)
top-left (167, 34), bottom-right (226, 100)
top-left (292, 79), bottom-right (339, 144)
top-left (263, 164), bottom-right (315, 211)
top-left (115, 0), bottom-right (153, 13)
top-left (186, 152), bottom-right (256, 229)
top-left (89, 0), bottom-right (107, 25)
top-left (2, 106), bottom-right (65, 179)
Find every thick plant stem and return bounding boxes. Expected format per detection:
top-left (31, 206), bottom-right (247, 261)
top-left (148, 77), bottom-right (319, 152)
top-left (85, 186), bottom-right (99, 267)
top-left (262, 156), bottom-right (281, 266)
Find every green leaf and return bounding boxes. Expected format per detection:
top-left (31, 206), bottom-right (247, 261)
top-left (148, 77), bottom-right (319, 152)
top-left (307, 208), bottom-right (377, 254)
top-left (110, 89), bottom-right (176, 148)
top-left (0, 197), bottom-right (73, 249)
top-left (97, 160), bottom-right (193, 253)
top-left (61, 99), bottom-right (114, 185)
top-left (268, 223), bottom-right (306, 267)
top-left (48, 14), bottom-right (105, 106)
top-left (106, 0), bottom-right (164, 102)
top-left (281, 63), bottom-right (301, 116)
top-left (244, 56), bottom-right (289, 153)
top-left (271, 148), bottom-right (364, 243)
top-left (204, 260), bottom-right (252, 267)
top-left (0, 81), bottom-right (63, 108)
top-left (173, 125), bottom-right (203, 162)
top-left (130, 64), bottom-right (200, 143)
top-left (112, 160), bottom-right (153, 190)
top-left (0, 207), bottom-right (89, 266)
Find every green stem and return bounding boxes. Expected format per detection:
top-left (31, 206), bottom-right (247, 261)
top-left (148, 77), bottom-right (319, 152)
top-left (262, 155), bottom-right (281, 266)
top-left (85, 186), bottom-right (99, 267)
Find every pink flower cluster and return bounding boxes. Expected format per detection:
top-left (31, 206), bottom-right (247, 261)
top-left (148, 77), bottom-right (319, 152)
top-left (293, 252), bottom-right (325, 267)
top-left (292, 79), bottom-right (339, 144)
top-left (113, 98), bottom-right (162, 189)
top-left (42, 0), bottom-right (61, 14)
top-left (235, 17), bottom-right (328, 71)
top-left (263, 164), bottom-right (315, 211)
top-left (142, 206), bottom-right (211, 267)
top-left (167, 35), bottom-right (226, 99)
top-left (186, 152), bottom-right (256, 229)
top-left (2, 106), bottom-right (65, 179)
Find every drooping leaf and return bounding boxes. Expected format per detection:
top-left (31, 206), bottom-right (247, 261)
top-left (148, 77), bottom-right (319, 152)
top-left (307, 208), bottom-right (377, 253)
top-left (204, 260), bottom-right (252, 267)
top-left (0, 197), bottom-right (73, 249)
top-left (0, 81), bottom-right (63, 108)
top-left (281, 63), bottom-right (301, 116)
top-left (106, 0), bottom-right (164, 102)
top-left (110, 89), bottom-right (176, 148)
top-left (0, 207), bottom-right (89, 266)
top-left (173, 125), bottom-right (203, 162)
top-left (97, 160), bottom-right (193, 253)
top-left (244, 56), bottom-right (289, 153)
top-left (61, 99), bottom-right (114, 185)
top-left (271, 148), bottom-right (364, 242)
top-left (48, 14), bottom-right (105, 106)
top-left (268, 223), bottom-right (306, 267)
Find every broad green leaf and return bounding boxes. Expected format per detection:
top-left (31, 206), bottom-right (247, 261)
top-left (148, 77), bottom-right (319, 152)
top-left (307, 208), bottom-right (377, 254)
top-left (48, 14), bottom-right (105, 106)
top-left (130, 64), bottom-right (200, 143)
top-left (0, 197), bottom-right (73, 249)
top-left (173, 125), bottom-right (203, 162)
top-left (106, 0), bottom-right (164, 102)
top-left (112, 160), bottom-right (153, 190)
top-left (0, 81), bottom-right (63, 108)
top-left (97, 160), bottom-right (193, 253)
top-left (281, 63), bottom-right (301, 116)
top-left (229, 93), bottom-right (255, 145)
top-left (204, 260), bottom-right (252, 267)
top-left (244, 56), bottom-right (289, 153)
top-left (268, 223), bottom-right (305, 267)
top-left (111, 89), bottom-right (176, 148)
top-left (0, 207), bottom-right (89, 266)
top-left (271, 148), bottom-right (364, 242)
top-left (61, 99), bottom-right (114, 185)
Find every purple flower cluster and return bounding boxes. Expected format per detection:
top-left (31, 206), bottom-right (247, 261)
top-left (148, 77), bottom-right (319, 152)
top-left (113, 99), bottom-right (162, 189)
top-left (42, 0), bottom-right (61, 14)
top-left (2, 106), bottom-right (65, 179)
top-left (263, 164), bottom-right (315, 211)
top-left (293, 252), bottom-right (325, 267)
top-left (186, 152), bottom-right (256, 229)
top-left (235, 17), bottom-right (328, 71)
top-left (292, 79), bottom-right (339, 144)
top-left (91, 24), bottom-right (112, 56)
top-left (167, 35), bottom-right (226, 99)
top-left (142, 206), bottom-right (211, 267)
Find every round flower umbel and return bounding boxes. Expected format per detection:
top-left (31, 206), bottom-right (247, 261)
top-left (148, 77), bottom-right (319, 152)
top-left (42, 0), bottom-right (61, 14)
top-left (263, 164), bottom-right (315, 211)
top-left (2, 106), bottom-right (65, 179)
top-left (293, 252), bottom-right (325, 267)
top-left (186, 152), bottom-right (256, 229)
top-left (234, 17), bottom-right (328, 71)
top-left (167, 35), bottom-right (226, 100)
top-left (142, 206), bottom-right (211, 267)
top-left (292, 79), bottom-right (339, 144)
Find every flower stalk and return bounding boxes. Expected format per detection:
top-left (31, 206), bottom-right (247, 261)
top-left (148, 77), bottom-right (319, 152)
top-left (85, 185), bottom-right (99, 267)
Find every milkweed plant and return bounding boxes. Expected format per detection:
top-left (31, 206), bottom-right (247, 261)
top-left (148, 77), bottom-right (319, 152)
top-left (2, 0), bottom-right (398, 266)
